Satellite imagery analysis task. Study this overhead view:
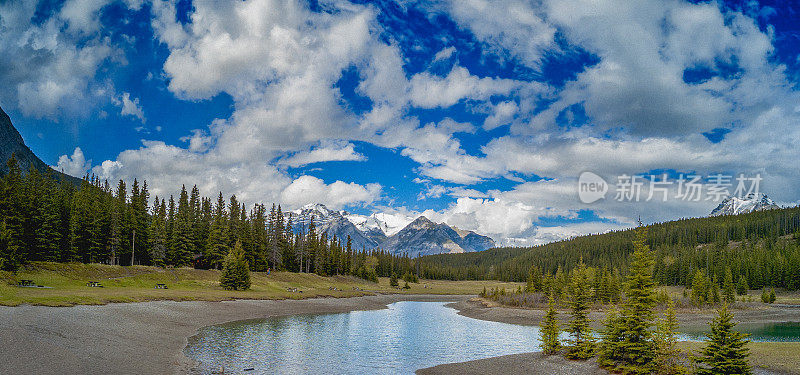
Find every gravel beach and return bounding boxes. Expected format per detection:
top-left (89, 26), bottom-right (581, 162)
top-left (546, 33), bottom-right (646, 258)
top-left (416, 352), bottom-right (609, 375)
top-left (2, 295), bottom-right (797, 374)
top-left (0, 294), bottom-right (463, 375)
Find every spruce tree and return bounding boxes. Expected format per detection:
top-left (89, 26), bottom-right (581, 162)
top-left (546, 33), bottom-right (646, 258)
top-left (220, 240), bottom-right (251, 291)
top-left (614, 226), bottom-right (657, 374)
top-left (283, 216), bottom-right (295, 271)
top-left (205, 193), bottom-right (229, 269)
top-left (527, 265), bottom-right (542, 292)
top-left (1, 154), bottom-right (24, 271)
top-left (723, 269), bottom-right (736, 304)
top-left (597, 306), bottom-right (625, 368)
top-left (565, 260), bottom-right (595, 359)
top-left (172, 186), bottom-right (194, 266)
top-left (653, 300), bottom-right (685, 375)
top-left (540, 293), bottom-right (561, 355)
top-left (691, 270), bottom-right (709, 305)
top-left (711, 278), bottom-right (721, 304)
top-left (695, 304), bottom-right (751, 375)
top-left (148, 198), bottom-right (167, 266)
top-left (736, 275), bottom-right (748, 296)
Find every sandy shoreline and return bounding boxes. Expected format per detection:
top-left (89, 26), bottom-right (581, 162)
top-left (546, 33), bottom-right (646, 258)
top-left (0, 294), bottom-right (464, 375)
top-left (417, 352), bottom-right (609, 375)
top-left (2, 295), bottom-right (798, 374)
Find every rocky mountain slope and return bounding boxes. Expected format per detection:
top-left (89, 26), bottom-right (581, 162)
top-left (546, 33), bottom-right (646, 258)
top-left (285, 203), bottom-right (495, 256)
top-left (710, 193), bottom-right (780, 216)
top-left (0, 105), bottom-right (79, 183)
top-left (284, 204), bottom-right (381, 251)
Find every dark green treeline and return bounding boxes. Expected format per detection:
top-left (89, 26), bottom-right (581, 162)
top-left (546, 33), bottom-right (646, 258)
top-left (0, 156), bottom-right (416, 280)
top-left (420, 204), bottom-right (800, 290)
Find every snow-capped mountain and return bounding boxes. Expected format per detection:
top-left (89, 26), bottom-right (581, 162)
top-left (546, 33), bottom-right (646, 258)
top-left (343, 212), bottom-right (412, 237)
top-left (379, 216), bottom-right (495, 257)
top-left (709, 193), bottom-right (780, 216)
top-left (284, 204), bottom-right (495, 256)
top-left (284, 204), bottom-right (381, 251)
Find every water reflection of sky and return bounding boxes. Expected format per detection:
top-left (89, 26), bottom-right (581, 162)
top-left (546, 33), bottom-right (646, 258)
top-left (185, 301), bottom-right (546, 375)
top-left (186, 303), bottom-right (800, 374)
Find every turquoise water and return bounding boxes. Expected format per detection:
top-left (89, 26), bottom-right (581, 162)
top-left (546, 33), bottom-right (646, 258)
top-left (680, 321), bottom-right (800, 342)
top-left (184, 301), bottom-right (543, 374)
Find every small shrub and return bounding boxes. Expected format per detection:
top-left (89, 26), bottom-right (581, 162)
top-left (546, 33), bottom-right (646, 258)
top-left (761, 288), bottom-right (775, 304)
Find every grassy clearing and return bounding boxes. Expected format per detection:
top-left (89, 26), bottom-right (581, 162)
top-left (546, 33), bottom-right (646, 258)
top-left (0, 262), bottom-right (521, 307)
top-left (679, 341), bottom-right (800, 374)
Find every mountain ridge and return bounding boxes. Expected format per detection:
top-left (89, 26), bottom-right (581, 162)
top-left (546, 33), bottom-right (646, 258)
top-left (709, 193), bottom-right (780, 216)
top-left (0, 105), bottom-right (80, 184)
top-left (285, 203), bottom-right (495, 256)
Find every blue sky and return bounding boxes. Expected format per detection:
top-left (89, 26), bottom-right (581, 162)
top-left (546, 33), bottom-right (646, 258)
top-left (1, 0), bottom-right (799, 245)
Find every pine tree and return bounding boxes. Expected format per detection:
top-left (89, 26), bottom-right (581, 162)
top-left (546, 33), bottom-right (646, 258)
top-left (597, 306), bottom-right (625, 368)
top-left (613, 225), bottom-right (657, 374)
top-left (1, 154), bottom-right (24, 271)
top-left (723, 268), bottom-right (736, 304)
top-left (711, 278), bottom-right (721, 304)
top-left (34, 174), bottom-right (62, 261)
top-left (527, 265), bottom-right (542, 292)
top-left (653, 300), bottom-right (685, 375)
top-left (271, 205), bottom-right (284, 270)
top-left (691, 270), bottom-right (709, 305)
top-left (283, 215), bottom-right (295, 271)
top-left (165, 195), bottom-right (176, 263)
top-left (205, 192), bottom-right (229, 269)
top-left (228, 195), bottom-right (240, 246)
top-left (390, 273), bottom-right (399, 287)
top-left (736, 275), bottom-right (749, 296)
top-left (306, 216), bottom-right (317, 273)
top-left (220, 240), bottom-right (251, 291)
top-left (148, 198), bottom-right (167, 266)
top-left (540, 293), bottom-right (561, 355)
top-left (565, 260), bottom-right (595, 359)
top-left (171, 186), bottom-right (194, 266)
top-left (695, 304), bottom-right (751, 375)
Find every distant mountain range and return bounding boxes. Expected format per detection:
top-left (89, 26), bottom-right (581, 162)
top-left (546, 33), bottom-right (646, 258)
top-left (0, 105), bottom-right (79, 183)
top-left (285, 203), bottom-right (495, 256)
top-left (710, 193), bottom-right (780, 216)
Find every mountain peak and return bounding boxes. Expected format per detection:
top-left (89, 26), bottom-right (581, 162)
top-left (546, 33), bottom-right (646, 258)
top-left (710, 193), bottom-right (779, 216)
top-left (297, 203), bottom-right (337, 218)
top-left (408, 216), bottom-right (436, 230)
top-left (0, 106), bottom-right (80, 184)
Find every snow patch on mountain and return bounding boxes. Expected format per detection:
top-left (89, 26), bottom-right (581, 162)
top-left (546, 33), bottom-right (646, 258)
top-left (709, 193), bottom-right (780, 216)
top-left (285, 203), bottom-right (495, 256)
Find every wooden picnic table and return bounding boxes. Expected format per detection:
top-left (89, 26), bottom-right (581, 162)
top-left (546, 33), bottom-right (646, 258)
top-left (154, 283), bottom-right (168, 289)
top-left (86, 281), bottom-right (103, 288)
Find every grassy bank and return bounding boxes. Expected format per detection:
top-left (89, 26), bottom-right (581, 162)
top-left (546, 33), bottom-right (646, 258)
top-left (0, 262), bottom-right (522, 307)
top-left (679, 341), bottom-right (800, 374)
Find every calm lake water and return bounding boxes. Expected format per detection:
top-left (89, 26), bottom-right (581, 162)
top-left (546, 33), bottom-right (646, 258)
top-left (680, 321), bottom-right (800, 342)
top-left (185, 301), bottom-right (543, 374)
top-left (185, 301), bottom-right (800, 375)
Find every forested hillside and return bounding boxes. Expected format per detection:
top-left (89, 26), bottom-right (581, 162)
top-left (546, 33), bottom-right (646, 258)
top-left (0, 155), bottom-right (416, 281)
top-left (420, 206), bottom-right (800, 290)
top-left (4, 149), bottom-right (800, 291)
